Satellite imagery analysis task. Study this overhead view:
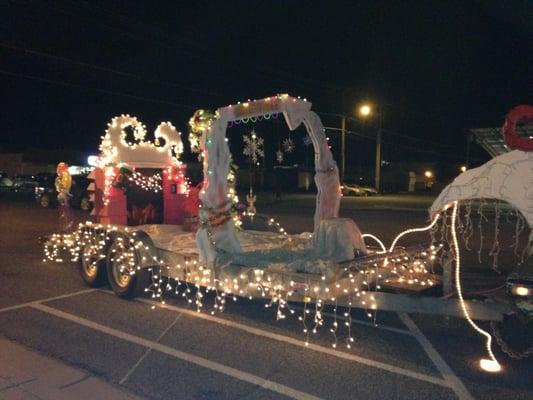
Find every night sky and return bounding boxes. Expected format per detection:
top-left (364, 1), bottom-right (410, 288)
top-left (1, 0), bottom-right (531, 167)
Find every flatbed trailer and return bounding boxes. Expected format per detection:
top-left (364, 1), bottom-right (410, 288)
top-left (43, 98), bottom-right (533, 373)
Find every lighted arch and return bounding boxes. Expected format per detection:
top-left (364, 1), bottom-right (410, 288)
top-left (196, 95), bottom-right (342, 262)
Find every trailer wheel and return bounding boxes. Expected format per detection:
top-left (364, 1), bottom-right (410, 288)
top-left (79, 240), bottom-right (107, 287)
top-left (106, 235), bottom-right (148, 298)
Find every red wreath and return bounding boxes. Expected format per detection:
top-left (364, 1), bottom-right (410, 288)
top-left (502, 105), bottom-right (533, 151)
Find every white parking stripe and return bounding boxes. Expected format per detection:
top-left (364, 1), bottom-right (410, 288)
top-left (398, 313), bottom-right (473, 400)
top-left (0, 289), bottom-right (96, 314)
top-left (133, 296), bottom-right (448, 388)
top-left (31, 303), bottom-right (323, 400)
top-left (119, 312), bottom-right (185, 385)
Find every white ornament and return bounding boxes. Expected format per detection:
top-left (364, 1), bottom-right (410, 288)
top-left (246, 188), bottom-right (257, 215)
top-left (242, 129), bottom-right (264, 164)
top-left (282, 137), bottom-right (295, 153)
top-left (276, 149), bottom-right (284, 163)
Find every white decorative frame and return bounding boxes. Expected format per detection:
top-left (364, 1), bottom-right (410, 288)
top-left (99, 115), bottom-right (183, 168)
top-left (196, 95), bottom-right (341, 262)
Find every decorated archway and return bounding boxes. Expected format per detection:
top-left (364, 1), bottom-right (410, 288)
top-left (195, 94), bottom-right (342, 262)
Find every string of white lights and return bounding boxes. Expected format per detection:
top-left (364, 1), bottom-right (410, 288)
top-left (361, 233), bottom-right (387, 253)
top-left (451, 201), bottom-right (502, 373)
top-left (388, 213), bottom-right (441, 252)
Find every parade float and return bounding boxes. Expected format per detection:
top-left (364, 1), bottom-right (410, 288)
top-left (43, 97), bottom-right (532, 372)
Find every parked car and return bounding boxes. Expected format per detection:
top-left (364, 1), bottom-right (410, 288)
top-left (341, 181), bottom-right (378, 196)
top-left (12, 174), bottom-right (39, 194)
top-left (0, 175), bottom-right (14, 194)
top-left (35, 173), bottom-right (92, 211)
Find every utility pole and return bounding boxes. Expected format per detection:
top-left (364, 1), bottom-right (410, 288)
top-left (466, 131), bottom-right (472, 169)
top-left (341, 116), bottom-right (346, 181)
top-left (374, 111), bottom-right (383, 193)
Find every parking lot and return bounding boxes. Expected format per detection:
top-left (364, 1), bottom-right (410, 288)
top-left (0, 198), bottom-right (532, 399)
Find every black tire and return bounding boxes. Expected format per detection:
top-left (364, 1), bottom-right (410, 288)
top-left (79, 240), bottom-right (108, 287)
top-left (106, 235), bottom-right (149, 299)
top-left (40, 194), bottom-right (51, 208)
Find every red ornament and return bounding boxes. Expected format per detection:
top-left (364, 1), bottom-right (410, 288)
top-left (502, 105), bottom-right (533, 151)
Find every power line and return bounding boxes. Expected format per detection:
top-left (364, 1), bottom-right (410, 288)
top-left (71, 0), bottom-right (346, 92)
top-left (41, 0), bottom-right (342, 95)
top-left (323, 127), bottom-right (374, 141)
top-left (380, 139), bottom-right (465, 160)
top-left (0, 42), bottom-right (230, 100)
top-left (0, 68), bottom-right (198, 110)
top-left (1, 69), bottom-right (475, 162)
top-left (381, 128), bottom-right (463, 149)
top-left (2, 61), bottom-right (466, 159)
top-left (318, 111), bottom-right (464, 149)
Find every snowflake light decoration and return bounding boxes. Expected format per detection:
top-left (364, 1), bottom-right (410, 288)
top-left (276, 149), bottom-right (284, 164)
top-left (282, 137), bottom-right (295, 153)
top-left (303, 135), bottom-right (313, 147)
top-left (243, 129), bottom-right (264, 164)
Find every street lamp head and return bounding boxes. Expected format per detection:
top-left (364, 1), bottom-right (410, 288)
top-left (359, 104), bottom-right (372, 117)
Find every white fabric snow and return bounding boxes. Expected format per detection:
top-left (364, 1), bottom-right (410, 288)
top-left (313, 218), bottom-right (367, 262)
top-left (138, 224), bottom-right (310, 255)
top-left (214, 218), bottom-right (366, 276)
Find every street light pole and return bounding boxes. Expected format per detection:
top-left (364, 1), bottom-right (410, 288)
top-left (341, 115), bottom-right (346, 181)
top-left (375, 111), bottom-right (383, 193)
top-left (357, 102), bottom-right (383, 192)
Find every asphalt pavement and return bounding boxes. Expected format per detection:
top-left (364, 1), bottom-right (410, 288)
top-left (0, 197), bottom-right (531, 400)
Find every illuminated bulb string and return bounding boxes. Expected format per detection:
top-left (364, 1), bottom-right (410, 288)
top-left (388, 213), bottom-right (441, 252)
top-left (361, 233), bottom-right (387, 254)
top-left (451, 201), bottom-right (501, 372)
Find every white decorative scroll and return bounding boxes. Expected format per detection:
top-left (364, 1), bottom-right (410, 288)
top-left (99, 115), bottom-right (183, 168)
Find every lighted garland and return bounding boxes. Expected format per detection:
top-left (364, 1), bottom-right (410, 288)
top-left (111, 165), bottom-right (133, 191)
top-left (227, 113), bottom-right (280, 127)
top-left (128, 170), bottom-right (162, 193)
top-left (189, 109), bottom-right (215, 155)
top-left (110, 166), bottom-right (163, 194)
